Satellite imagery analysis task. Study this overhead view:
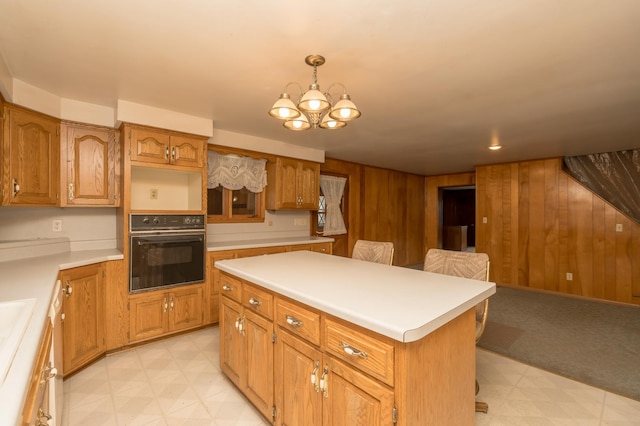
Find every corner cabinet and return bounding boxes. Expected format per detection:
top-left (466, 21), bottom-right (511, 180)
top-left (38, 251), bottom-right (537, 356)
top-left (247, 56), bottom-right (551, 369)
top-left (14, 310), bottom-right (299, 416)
top-left (2, 104), bottom-right (60, 206)
top-left (60, 122), bottom-right (121, 207)
top-left (266, 157), bottom-right (320, 210)
top-left (126, 125), bottom-right (206, 169)
top-left (60, 263), bottom-right (106, 376)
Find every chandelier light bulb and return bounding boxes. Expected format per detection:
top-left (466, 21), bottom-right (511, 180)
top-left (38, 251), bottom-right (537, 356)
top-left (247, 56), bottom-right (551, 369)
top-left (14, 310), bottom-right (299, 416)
top-left (293, 120), bottom-right (302, 129)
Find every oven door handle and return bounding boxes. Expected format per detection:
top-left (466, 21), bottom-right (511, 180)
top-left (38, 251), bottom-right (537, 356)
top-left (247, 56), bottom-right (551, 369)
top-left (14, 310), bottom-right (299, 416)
top-left (134, 234), bottom-right (204, 245)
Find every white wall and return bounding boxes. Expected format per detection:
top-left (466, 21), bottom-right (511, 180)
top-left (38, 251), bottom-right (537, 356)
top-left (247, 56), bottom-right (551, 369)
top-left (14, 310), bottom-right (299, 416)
top-left (0, 207), bottom-right (117, 250)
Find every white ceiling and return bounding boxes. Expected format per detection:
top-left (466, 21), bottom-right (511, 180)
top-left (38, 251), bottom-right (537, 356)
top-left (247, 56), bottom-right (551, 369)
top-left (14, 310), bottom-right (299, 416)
top-left (1, 0), bottom-right (639, 175)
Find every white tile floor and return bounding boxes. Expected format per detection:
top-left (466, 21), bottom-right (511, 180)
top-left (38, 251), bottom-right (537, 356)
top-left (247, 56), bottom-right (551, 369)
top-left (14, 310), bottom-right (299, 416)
top-left (62, 326), bottom-right (640, 426)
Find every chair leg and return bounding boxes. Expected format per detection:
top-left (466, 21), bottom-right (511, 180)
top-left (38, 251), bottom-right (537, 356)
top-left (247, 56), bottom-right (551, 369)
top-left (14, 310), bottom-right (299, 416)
top-left (475, 379), bottom-right (488, 413)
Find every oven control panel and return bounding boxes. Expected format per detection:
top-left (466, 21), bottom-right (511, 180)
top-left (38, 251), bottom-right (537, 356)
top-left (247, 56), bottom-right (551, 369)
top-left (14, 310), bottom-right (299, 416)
top-left (130, 214), bottom-right (206, 231)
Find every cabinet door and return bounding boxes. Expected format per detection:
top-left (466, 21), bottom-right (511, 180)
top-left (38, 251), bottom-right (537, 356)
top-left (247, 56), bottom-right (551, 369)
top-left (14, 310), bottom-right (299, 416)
top-left (273, 157), bottom-right (300, 209)
top-left (61, 123), bottom-right (120, 206)
top-left (243, 310), bottom-right (274, 420)
top-left (170, 134), bottom-right (204, 168)
top-left (129, 127), bottom-right (170, 164)
top-left (220, 297), bottom-right (244, 388)
top-left (169, 285), bottom-right (204, 332)
top-left (323, 357), bottom-right (395, 426)
top-left (297, 160), bottom-right (320, 209)
top-left (275, 330), bottom-right (323, 426)
top-left (4, 106), bottom-right (60, 205)
top-left (129, 292), bottom-right (168, 343)
top-left (61, 263), bottom-right (105, 375)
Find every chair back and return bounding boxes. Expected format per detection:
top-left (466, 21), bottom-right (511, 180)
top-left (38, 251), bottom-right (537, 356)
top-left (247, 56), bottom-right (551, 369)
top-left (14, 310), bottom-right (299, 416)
top-left (352, 240), bottom-right (394, 265)
top-left (423, 249), bottom-right (490, 343)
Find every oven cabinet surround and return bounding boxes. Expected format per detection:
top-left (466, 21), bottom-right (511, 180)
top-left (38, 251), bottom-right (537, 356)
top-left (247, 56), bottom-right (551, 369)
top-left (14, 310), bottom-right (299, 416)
top-left (59, 263), bottom-right (106, 376)
top-left (129, 284), bottom-right (204, 344)
top-left (266, 157), bottom-right (320, 210)
top-left (207, 239), bottom-right (333, 325)
top-left (2, 103), bottom-right (61, 206)
top-left (216, 251), bottom-right (495, 425)
top-left (59, 121), bottom-right (121, 207)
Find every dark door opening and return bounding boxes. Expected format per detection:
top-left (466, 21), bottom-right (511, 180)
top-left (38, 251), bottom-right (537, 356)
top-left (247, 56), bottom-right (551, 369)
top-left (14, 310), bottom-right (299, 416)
top-left (440, 186), bottom-right (476, 251)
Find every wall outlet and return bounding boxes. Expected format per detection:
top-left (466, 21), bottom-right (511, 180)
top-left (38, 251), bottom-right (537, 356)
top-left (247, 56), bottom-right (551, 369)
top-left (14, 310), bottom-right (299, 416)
top-left (616, 223), bottom-right (623, 232)
top-left (52, 219), bottom-right (62, 232)
top-left (566, 272), bottom-right (573, 281)
top-left (150, 188), bottom-right (158, 200)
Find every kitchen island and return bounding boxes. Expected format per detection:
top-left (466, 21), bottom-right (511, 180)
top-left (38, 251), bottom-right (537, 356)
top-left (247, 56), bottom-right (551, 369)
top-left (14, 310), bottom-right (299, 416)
top-left (216, 250), bottom-right (495, 425)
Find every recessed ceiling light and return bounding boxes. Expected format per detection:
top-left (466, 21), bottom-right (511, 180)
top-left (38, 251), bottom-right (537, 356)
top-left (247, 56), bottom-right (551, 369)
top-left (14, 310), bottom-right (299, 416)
top-left (489, 145), bottom-right (502, 151)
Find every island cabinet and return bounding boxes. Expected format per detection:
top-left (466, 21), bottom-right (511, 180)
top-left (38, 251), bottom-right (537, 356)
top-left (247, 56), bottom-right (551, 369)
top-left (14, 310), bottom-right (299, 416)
top-left (207, 242), bottom-right (332, 325)
top-left (216, 251), bottom-right (492, 425)
top-left (220, 274), bottom-right (275, 420)
top-left (2, 104), bottom-right (60, 206)
top-left (60, 263), bottom-right (106, 376)
top-left (125, 124), bottom-right (206, 169)
top-left (129, 284), bottom-right (204, 343)
top-left (59, 121), bottom-right (121, 207)
top-left (266, 157), bottom-right (319, 210)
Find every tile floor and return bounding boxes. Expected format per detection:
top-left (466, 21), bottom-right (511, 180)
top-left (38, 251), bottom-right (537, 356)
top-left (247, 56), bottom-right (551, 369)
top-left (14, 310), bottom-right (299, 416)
top-left (62, 326), bottom-right (640, 426)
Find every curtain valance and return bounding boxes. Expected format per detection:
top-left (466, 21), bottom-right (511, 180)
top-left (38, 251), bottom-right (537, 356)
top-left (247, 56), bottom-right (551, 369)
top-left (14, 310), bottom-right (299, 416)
top-left (207, 151), bottom-right (267, 193)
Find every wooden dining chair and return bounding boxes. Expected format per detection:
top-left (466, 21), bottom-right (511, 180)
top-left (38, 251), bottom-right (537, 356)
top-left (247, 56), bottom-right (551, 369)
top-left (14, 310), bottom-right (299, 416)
top-left (423, 248), bottom-right (491, 413)
top-left (351, 240), bottom-right (395, 265)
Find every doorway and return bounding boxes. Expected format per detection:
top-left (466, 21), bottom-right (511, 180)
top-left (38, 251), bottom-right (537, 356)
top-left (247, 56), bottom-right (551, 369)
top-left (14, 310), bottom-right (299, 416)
top-left (440, 186), bottom-right (476, 252)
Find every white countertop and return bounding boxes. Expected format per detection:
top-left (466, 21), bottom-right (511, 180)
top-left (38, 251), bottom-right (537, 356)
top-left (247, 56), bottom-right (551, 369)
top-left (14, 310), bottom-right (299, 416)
top-left (0, 247), bottom-right (123, 426)
top-left (207, 236), bottom-right (333, 251)
top-left (215, 250), bottom-right (496, 343)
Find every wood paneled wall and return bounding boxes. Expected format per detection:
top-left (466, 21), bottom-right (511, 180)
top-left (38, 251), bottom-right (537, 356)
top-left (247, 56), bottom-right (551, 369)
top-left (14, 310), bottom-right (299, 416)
top-left (321, 158), bottom-right (425, 266)
top-left (476, 158), bottom-right (640, 305)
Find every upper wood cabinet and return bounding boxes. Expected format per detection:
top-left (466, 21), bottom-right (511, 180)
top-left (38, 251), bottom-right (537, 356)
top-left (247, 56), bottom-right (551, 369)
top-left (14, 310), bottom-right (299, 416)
top-left (60, 122), bottom-right (120, 207)
top-left (126, 125), bottom-right (206, 169)
top-left (266, 157), bottom-right (320, 210)
top-left (2, 104), bottom-right (60, 206)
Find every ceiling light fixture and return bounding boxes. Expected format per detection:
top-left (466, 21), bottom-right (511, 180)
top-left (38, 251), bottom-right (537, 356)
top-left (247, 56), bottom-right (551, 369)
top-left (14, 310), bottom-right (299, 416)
top-left (268, 55), bottom-right (361, 131)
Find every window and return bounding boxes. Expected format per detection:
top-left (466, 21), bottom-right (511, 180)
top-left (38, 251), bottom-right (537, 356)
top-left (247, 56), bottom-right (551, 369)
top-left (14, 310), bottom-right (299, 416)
top-left (313, 174), bottom-right (348, 236)
top-left (207, 150), bottom-right (267, 223)
top-left (317, 194), bottom-right (326, 233)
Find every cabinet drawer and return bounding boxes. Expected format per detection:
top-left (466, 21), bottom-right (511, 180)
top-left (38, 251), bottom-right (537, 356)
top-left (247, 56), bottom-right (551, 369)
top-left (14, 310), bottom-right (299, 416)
top-left (324, 318), bottom-right (394, 386)
top-left (275, 298), bottom-right (321, 346)
top-left (220, 273), bottom-right (242, 303)
top-left (243, 283), bottom-right (274, 320)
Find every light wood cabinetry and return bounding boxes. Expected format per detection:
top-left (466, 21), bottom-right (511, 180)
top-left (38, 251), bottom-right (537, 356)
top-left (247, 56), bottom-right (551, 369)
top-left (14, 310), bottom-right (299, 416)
top-left (220, 268), bottom-right (476, 425)
top-left (129, 284), bottom-right (204, 343)
top-left (126, 125), bottom-right (206, 169)
top-left (220, 275), bottom-right (275, 421)
top-left (60, 263), bottom-right (106, 376)
top-left (2, 104), bottom-right (60, 206)
top-left (266, 157), bottom-right (320, 210)
top-left (60, 121), bottom-right (120, 206)
top-left (20, 321), bottom-right (53, 426)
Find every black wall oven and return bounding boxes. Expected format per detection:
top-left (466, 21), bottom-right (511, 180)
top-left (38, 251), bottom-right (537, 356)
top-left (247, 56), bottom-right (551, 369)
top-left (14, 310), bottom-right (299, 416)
top-left (129, 214), bottom-right (206, 294)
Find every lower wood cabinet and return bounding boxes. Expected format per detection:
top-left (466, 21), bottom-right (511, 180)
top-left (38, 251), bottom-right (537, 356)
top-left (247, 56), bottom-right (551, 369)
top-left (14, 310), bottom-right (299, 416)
top-left (60, 263), bottom-right (106, 376)
top-left (129, 284), bottom-right (204, 343)
top-left (220, 278), bottom-right (275, 421)
top-left (20, 321), bottom-right (53, 426)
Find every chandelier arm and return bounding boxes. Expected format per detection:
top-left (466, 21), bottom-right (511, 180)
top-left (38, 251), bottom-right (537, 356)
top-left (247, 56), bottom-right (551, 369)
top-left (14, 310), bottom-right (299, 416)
top-left (326, 82), bottom-right (348, 96)
top-left (283, 82), bottom-right (305, 98)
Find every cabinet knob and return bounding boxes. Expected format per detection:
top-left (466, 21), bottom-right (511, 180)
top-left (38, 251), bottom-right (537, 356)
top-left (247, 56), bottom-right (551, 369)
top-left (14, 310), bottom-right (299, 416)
top-left (340, 341), bottom-right (368, 359)
top-left (248, 297), bottom-right (261, 307)
top-left (222, 285), bottom-right (233, 291)
top-left (285, 315), bottom-right (304, 328)
top-left (12, 179), bottom-right (20, 197)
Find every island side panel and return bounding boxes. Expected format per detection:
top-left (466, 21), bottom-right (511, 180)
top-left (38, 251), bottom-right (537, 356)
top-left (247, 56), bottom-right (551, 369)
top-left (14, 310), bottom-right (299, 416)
top-left (395, 308), bottom-right (476, 426)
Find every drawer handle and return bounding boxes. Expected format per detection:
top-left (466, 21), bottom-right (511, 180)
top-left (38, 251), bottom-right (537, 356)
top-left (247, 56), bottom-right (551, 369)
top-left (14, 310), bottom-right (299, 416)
top-left (248, 297), bottom-right (261, 306)
top-left (340, 341), bottom-right (368, 359)
top-left (222, 285), bottom-right (233, 291)
top-left (285, 315), bottom-right (304, 328)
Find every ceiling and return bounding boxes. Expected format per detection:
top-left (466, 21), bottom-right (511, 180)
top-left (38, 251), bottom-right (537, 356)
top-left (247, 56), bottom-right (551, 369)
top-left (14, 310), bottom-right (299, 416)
top-left (1, 0), bottom-right (639, 176)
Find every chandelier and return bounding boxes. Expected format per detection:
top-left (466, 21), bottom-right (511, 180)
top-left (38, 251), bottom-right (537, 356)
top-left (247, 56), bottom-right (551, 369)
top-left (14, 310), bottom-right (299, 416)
top-left (268, 55), bottom-right (361, 131)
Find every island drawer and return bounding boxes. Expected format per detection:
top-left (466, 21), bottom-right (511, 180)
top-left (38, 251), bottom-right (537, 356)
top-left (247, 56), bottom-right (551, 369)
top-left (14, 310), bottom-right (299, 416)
top-left (220, 273), bottom-right (242, 303)
top-left (243, 283), bottom-right (274, 320)
top-left (324, 318), bottom-right (394, 386)
top-left (275, 298), bottom-right (321, 346)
